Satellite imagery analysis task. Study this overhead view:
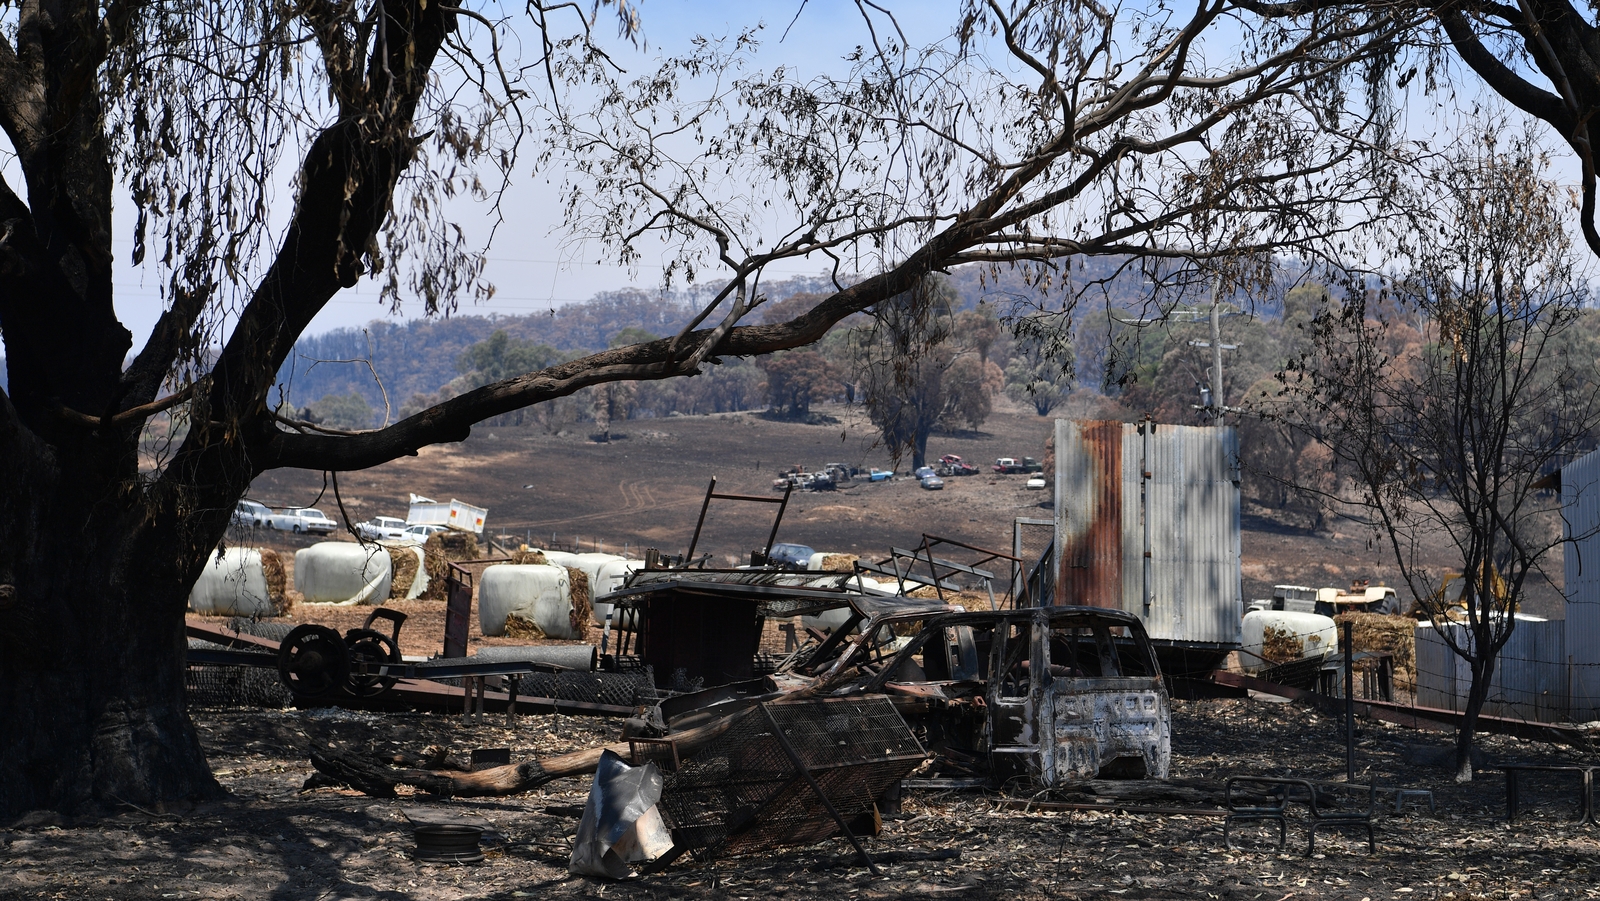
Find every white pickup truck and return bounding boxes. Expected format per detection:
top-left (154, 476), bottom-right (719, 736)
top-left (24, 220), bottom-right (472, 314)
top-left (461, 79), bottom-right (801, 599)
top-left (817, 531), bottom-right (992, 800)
top-left (265, 507), bottom-right (338, 534)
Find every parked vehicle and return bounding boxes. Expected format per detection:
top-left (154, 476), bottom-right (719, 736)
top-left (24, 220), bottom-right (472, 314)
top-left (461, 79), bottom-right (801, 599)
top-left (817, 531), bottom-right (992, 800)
top-left (232, 500), bottom-right (270, 528)
top-left (994, 456), bottom-right (1044, 474)
top-left (809, 474), bottom-right (837, 491)
top-left (938, 454), bottom-right (965, 466)
top-left (867, 468), bottom-right (893, 482)
top-left (767, 542), bottom-right (816, 569)
top-left (406, 494), bottom-right (488, 534)
top-left (1025, 475), bottom-right (1047, 490)
top-left (400, 523), bottom-right (449, 543)
top-left (266, 507), bottom-right (338, 534)
top-left (940, 460), bottom-right (980, 476)
top-left (914, 465), bottom-right (937, 480)
top-left (354, 516), bottom-right (409, 541)
top-left (921, 475), bottom-right (945, 490)
top-left (640, 591), bottom-right (1172, 786)
top-left (1314, 582), bottom-right (1404, 617)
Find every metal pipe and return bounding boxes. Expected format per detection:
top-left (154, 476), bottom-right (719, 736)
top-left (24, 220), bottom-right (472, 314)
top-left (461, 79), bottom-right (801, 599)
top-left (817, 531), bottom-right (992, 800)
top-left (1344, 620), bottom-right (1355, 781)
top-left (685, 477), bottom-right (717, 563)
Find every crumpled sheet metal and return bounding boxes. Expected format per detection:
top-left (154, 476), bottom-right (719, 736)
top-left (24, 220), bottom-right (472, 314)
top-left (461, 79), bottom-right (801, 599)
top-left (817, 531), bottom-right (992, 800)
top-left (569, 749), bottom-right (674, 878)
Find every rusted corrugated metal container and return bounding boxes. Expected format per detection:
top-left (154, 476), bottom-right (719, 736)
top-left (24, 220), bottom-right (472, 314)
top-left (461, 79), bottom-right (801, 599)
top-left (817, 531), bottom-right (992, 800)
top-left (1055, 420), bottom-right (1242, 653)
top-left (1055, 420), bottom-right (1124, 610)
top-left (1415, 618), bottom-right (1569, 723)
top-left (1561, 447), bottom-right (1600, 721)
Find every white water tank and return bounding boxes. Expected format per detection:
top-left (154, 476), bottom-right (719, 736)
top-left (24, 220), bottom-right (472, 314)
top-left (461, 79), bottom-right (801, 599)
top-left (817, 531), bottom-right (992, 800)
top-left (294, 543), bottom-right (392, 604)
top-left (189, 548), bottom-right (278, 616)
top-left (1240, 610), bottom-right (1338, 673)
top-left (479, 563), bottom-right (582, 639)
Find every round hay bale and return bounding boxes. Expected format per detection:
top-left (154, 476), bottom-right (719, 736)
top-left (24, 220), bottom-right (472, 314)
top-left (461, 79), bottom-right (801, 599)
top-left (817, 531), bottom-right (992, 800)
top-left (189, 548), bottom-right (289, 616)
top-left (534, 549), bottom-right (581, 569)
top-left (478, 563), bottom-right (582, 639)
top-left (590, 559), bottom-right (644, 626)
top-left (293, 542), bottom-right (392, 604)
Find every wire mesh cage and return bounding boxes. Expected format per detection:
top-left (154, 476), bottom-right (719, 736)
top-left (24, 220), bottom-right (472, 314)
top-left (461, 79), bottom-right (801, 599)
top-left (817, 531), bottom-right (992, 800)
top-left (657, 696), bottom-right (926, 859)
top-left (185, 640), bottom-right (293, 709)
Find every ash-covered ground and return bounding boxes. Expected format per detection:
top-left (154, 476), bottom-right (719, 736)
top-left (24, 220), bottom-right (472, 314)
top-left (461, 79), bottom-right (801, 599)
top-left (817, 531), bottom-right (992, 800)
top-left (4, 697), bottom-right (1598, 901)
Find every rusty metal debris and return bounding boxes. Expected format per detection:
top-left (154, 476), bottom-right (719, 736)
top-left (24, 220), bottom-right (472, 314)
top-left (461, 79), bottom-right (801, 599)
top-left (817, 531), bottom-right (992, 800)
top-left (651, 697), bottom-right (925, 874)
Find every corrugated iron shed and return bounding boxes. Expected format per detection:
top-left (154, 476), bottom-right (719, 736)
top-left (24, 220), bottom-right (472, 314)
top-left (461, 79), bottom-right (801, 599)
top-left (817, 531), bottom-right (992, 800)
top-left (1561, 447), bottom-right (1600, 720)
top-left (1055, 419), bottom-right (1242, 647)
top-left (1415, 618), bottom-right (1569, 723)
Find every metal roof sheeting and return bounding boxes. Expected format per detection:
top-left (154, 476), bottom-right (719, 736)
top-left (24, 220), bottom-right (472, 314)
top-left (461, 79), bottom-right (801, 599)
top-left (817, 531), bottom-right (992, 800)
top-left (1561, 447), bottom-right (1600, 720)
top-left (1055, 420), bottom-right (1242, 646)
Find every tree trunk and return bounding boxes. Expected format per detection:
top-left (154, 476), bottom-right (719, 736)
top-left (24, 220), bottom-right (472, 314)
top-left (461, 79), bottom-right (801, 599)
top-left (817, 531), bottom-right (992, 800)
top-left (1455, 656), bottom-right (1495, 783)
top-left (0, 431), bottom-right (230, 816)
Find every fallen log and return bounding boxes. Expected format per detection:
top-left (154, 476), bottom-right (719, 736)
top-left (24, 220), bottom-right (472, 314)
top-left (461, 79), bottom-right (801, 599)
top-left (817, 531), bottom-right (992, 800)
top-left (308, 709), bottom-right (750, 798)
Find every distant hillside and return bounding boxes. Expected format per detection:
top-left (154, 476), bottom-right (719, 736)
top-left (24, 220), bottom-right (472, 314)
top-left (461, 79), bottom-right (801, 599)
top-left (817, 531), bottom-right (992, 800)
top-left (264, 258), bottom-right (1312, 420)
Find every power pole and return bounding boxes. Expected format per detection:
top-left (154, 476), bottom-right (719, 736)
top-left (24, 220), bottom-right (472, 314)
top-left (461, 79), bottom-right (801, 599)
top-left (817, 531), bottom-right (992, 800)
top-left (1187, 276), bottom-right (1238, 422)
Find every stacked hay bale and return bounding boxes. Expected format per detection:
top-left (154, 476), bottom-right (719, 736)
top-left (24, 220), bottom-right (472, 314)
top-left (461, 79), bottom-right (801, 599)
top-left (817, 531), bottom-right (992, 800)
top-left (419, 530), bottom-right (480, 600)
top-left (511, 548), bottom-right (549, 565)
top-left (189, 547), bottom-right (292, 616)
top-left (1334, 611), bottom-right (1418, 692)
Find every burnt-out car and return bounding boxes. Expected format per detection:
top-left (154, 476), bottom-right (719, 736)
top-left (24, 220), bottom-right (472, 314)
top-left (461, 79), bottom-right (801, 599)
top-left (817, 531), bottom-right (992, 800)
top-left (626, 573), bottom-right (1171, 786)
top-left (800, 605), bottom-right (1171, 784)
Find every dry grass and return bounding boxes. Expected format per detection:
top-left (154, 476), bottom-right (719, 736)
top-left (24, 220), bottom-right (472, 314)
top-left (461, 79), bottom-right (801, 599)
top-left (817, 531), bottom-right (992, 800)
top-left (510, 548), bottom-right (549, 565)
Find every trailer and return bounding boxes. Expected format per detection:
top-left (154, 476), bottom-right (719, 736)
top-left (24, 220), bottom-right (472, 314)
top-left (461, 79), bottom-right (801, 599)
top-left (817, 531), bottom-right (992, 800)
top-left (407, 494), bottom-right (488, 534)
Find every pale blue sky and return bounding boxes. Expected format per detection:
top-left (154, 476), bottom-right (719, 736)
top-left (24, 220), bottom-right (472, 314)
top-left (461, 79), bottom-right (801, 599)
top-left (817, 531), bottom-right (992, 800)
top-left (101, 1), bottom-right (963, 348)
top-left (9, 1), bottom-right (1584, 355)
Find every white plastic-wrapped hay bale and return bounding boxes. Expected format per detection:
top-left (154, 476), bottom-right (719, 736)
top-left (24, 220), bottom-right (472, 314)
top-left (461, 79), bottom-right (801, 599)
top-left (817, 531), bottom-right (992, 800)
top-left (590, 559), bottom-right (646, 626)
top-left (479, 563), bottom-right (583, 639)
top-left (189, 548), bottom-right (281, 616)
top-left (533, 549), bottom-right (582, 570)
top-left (573, 552), bottom-right (625, 587)
top-left (294, 542), bottom-right (392, 604)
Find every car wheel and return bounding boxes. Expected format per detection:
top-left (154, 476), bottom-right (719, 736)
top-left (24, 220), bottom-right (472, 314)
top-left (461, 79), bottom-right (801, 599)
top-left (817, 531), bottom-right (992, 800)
top-left (293, 524), bottom-right (302, 534)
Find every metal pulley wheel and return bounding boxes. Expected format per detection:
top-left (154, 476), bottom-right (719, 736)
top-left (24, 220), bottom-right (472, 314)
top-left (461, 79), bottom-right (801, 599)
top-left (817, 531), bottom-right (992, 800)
top-left (343, 627), bottom-right (402, 697)
top-left (276, 624), bottom-right (349, 698)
